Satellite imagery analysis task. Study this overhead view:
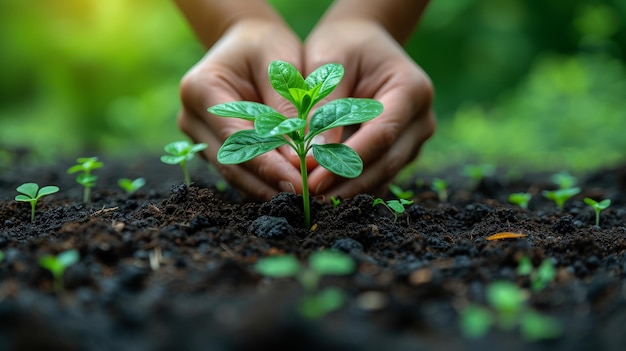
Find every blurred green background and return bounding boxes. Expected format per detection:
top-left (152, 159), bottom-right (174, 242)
top-left (1, 0), bottom-right (625, 176)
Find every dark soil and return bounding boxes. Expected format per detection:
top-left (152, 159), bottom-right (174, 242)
top-left (1, 157), bottom-right (626, 351)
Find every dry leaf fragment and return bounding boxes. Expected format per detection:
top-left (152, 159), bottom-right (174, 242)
top-left (486, 232), bottom-right (528, 241)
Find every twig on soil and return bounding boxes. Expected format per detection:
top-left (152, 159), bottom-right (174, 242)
top-left (90, 206), bottom-right (118, 217)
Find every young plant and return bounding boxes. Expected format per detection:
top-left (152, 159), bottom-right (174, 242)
top-left (551, 171), bottom-right (577, 189)
top-left (459, 281), bottom-right (561, 341)
top-left (255, 250), bottom-right (355, 319)
top-left (431, 178), bottom-right (448, 202)
top-left (388, 184), bottom-right (414, 200)
top-left (160, 141), bottom-right (208, 187)
top-left (508, 192), bottom-right (531, 209)
top-left (462, 164), bottom-right (495, 189)
top-left (15, 182), bottom-right (59, 222)
top-left (39, 249), bottom-right (80, 293)
top-left (516, 256), bottom-right (557, 292)
top-left (118, 177), bottom-right (146, 194)
top-left (330, 196), bottom-right (342, 208)
top-left (542, 187), bottom-right (580, 211)
top-left (373, 198), bottom-right (413, 222)
top-left (583, 197), bottom-right (611, 227)
top-left (67, 157), bottom-right (103, 203)
top-left (208, 60), bottom-right (383, 228)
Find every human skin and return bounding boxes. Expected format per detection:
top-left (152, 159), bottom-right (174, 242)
top-left (174, 0), bottom-right (435, 201)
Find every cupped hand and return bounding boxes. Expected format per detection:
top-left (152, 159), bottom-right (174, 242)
top-left (304, 19), bottom-right (436, 200)
top-left (177, 19), bottom-right (305, 200)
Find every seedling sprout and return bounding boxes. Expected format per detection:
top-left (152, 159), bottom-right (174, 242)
top-left (551, 171), bottom-right (577, 189)
top-left (516, 256), bottom-right (556, 292)
top-left (388, 184), bottom-right (414, 200)
top-left (542, 187), bottom-right (580, 211)
top-left (373, 198), bottom-right (413, 222)
top-left (160, 141), bottom-right (208, 187)
top-left (39, 249), bottom-right (80, 293)
top-left (431, 178), bottom-right (448, 202)
top-left (208, 60), bottom-right (383, 228)
top-left (118, 177), bottom-right (146, 194)
top-left (255, 250), bottom-right (355, 319)
top-left (583, 197), bottom-right (611, 227)
top-left (462, 164), bottom-right (495, 189)
top-left (508, 192), bottom-right (531, 209)
top-left (67, 157), bottom-right (103, 203)
top-left (330, 196), bottom-right (342, 208)
top-left (15, 182), bottom-right (59, 222)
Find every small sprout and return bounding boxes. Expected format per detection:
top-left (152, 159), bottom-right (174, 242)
top-left (517, 256), bottom-right (556, 292)
top-left (118, 177), bottom-right (146, 194)
top-left (160, 141), bottom-right (208, 187)
top-left (215, 179), bottom-right (228, 192)
top-left (373, 198), bottom-right (413, 222)
top-left (39, 249), bottom-right (80, 293)
top-left (256, 250), bottom-right (355, 319)
top-left (431, 178), bottom-right (448, 202)
top-left (583, 197), bottom-right (611, 227)
top-left (462, 164), bottom-right (495, 188)
top-left (542, 187), bottom-right (580, 211)
top-left (330, 196), bottom-right (342, 207)
top-left (508, 192), bottom-right (531, 209)
top-left (15, 183), bottom-right (60, 222)
top-left (67, 157), bottom-right (103, 203)
top-left (551, 171), bottom-right (577, 189)
top-left (388, 184), bottom-right (414, 200)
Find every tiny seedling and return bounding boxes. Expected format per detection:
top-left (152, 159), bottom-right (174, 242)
top-left (583, 197), bottom-right (611, 227)
top-left (118, 177), bottom-right (146, 194)
top-left (516, 256), bottom-right (557, 292)
top-left (67, 157), bottom-right (103, 203)
top-left (160, 141), bottom-right (208, 187)
top-left (462, 164), bottom-right (495, 188)
top-left (431, 178), bottom-right (448, 202)
top-left (256, 250), bottom-right (355, 319)
top-left (373, 198), bottom-right (413, 222)
top-left (459, 281), bottom-right (561, 341)
top-left (15, 182), bottom-right (59, 222)
top-left (208, 60), bottom-right (383, 228)
top-left (551, 171), bottom-right (577, 189)
top-left (542, 187), bottom-right (580, 211)
top-left (388, 184), bottom-right (414, 200)
top-left (330, 196), bottom-right (342, 208)
top-left (508, 192), bottom-right (531, 209)
top-left (39, 249), bottom-right (80, 293)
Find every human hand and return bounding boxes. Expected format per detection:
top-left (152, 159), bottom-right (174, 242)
top-left (177, 19), bottom-right (306, 200)
top-left (303, 18), bottom-right (436, 200)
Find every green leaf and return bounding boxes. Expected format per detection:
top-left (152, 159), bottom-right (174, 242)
top-left (164, 141), bottom-right (192, 156)
top-left (160, 155), bottom-right (186, 165)
top-left (299, 287), bottom-right (345, 318)
top-left (460, 304), bottom-right (494, 339)
top-left (208, 101), bottom-right (278, 121)
top-left (304, 63), bottom-right (344, 107)
top-left (308, 250), bottom-right (355, 276)
top-left (254, 112), bottom-right (305, 137)
top-left (256, 255), bottom-right (301, 277)
top-left (15, 194), bottom-right (34, 202)
top-left (268, 60), bottom-right (306, 105)
top-left (16, 183), bottom-right (39, 198)
top-left (76, 174), bottom-right (97, 187)
top-left (520, 310), bottom-right (562, 341)
top-left (217, 130), bottom-right (287, 164)
top-left (308, 98), bottom-right (383, 138)
top-left (189, 143), bottom-right (208, 154)
top-left (312, 143), bottom-right (363, 178)
top-left (37, 186), bottom-right (59, 197)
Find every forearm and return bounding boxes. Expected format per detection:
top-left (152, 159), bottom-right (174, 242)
top-left (173, 0), bottom-right (286, 49)
top-left (320, 0), bottom-right (429, 44)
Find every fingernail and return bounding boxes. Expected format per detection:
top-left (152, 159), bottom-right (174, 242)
top-left (279, 181), bottom-right (295, 193)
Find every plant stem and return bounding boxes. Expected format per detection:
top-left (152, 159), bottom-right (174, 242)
top-left (30, 202), bottom-right (36, 222)
top-left (299, 153), bottom-right (311, 228)
top-left (181, 160), bottom-right (190, 186)
top-left (595, 211), bottom-right (600, 227)
top-left (83, 187), bottom-right (90, 203)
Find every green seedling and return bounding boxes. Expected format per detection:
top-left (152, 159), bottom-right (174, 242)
top-left (583, 197), bottom-right (611, 227)
top-left (160, 141), bottom-right (208, 187)
top-left (67, 157), bottom-right (103, 203)
top-left (330, 196), bottom-right (342, 208)
top-left (215, 179), bottom-right (228, 192)
top-left (508, 192), bottom-right (531, 209)
top-left (462, 164), bottom-right (495, 188)
top-left (431, 178), bottom-right (448, 202)
top-left (118, 177), bottom-right (146, 194)
top-left (256, 250), bottom-right (355, 319)
top-left (15, 182), bottom-right (59, 222)
top-left (373, 198), bottom-right (413, 222)
top-left (208, 60), bottom-right (383, 228)
top-left (542, 187), bottom-right (580, 211)
top-left (460, 281), bottom-right (561, 341)
top-left (551, 171), bottom-right (577, 189)
top-left (517, 256), bottom-right (557, 292)
top-left (388, 184), bottom-right (414, 200)
top-left (39, 249), bottom-right (79, 293)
